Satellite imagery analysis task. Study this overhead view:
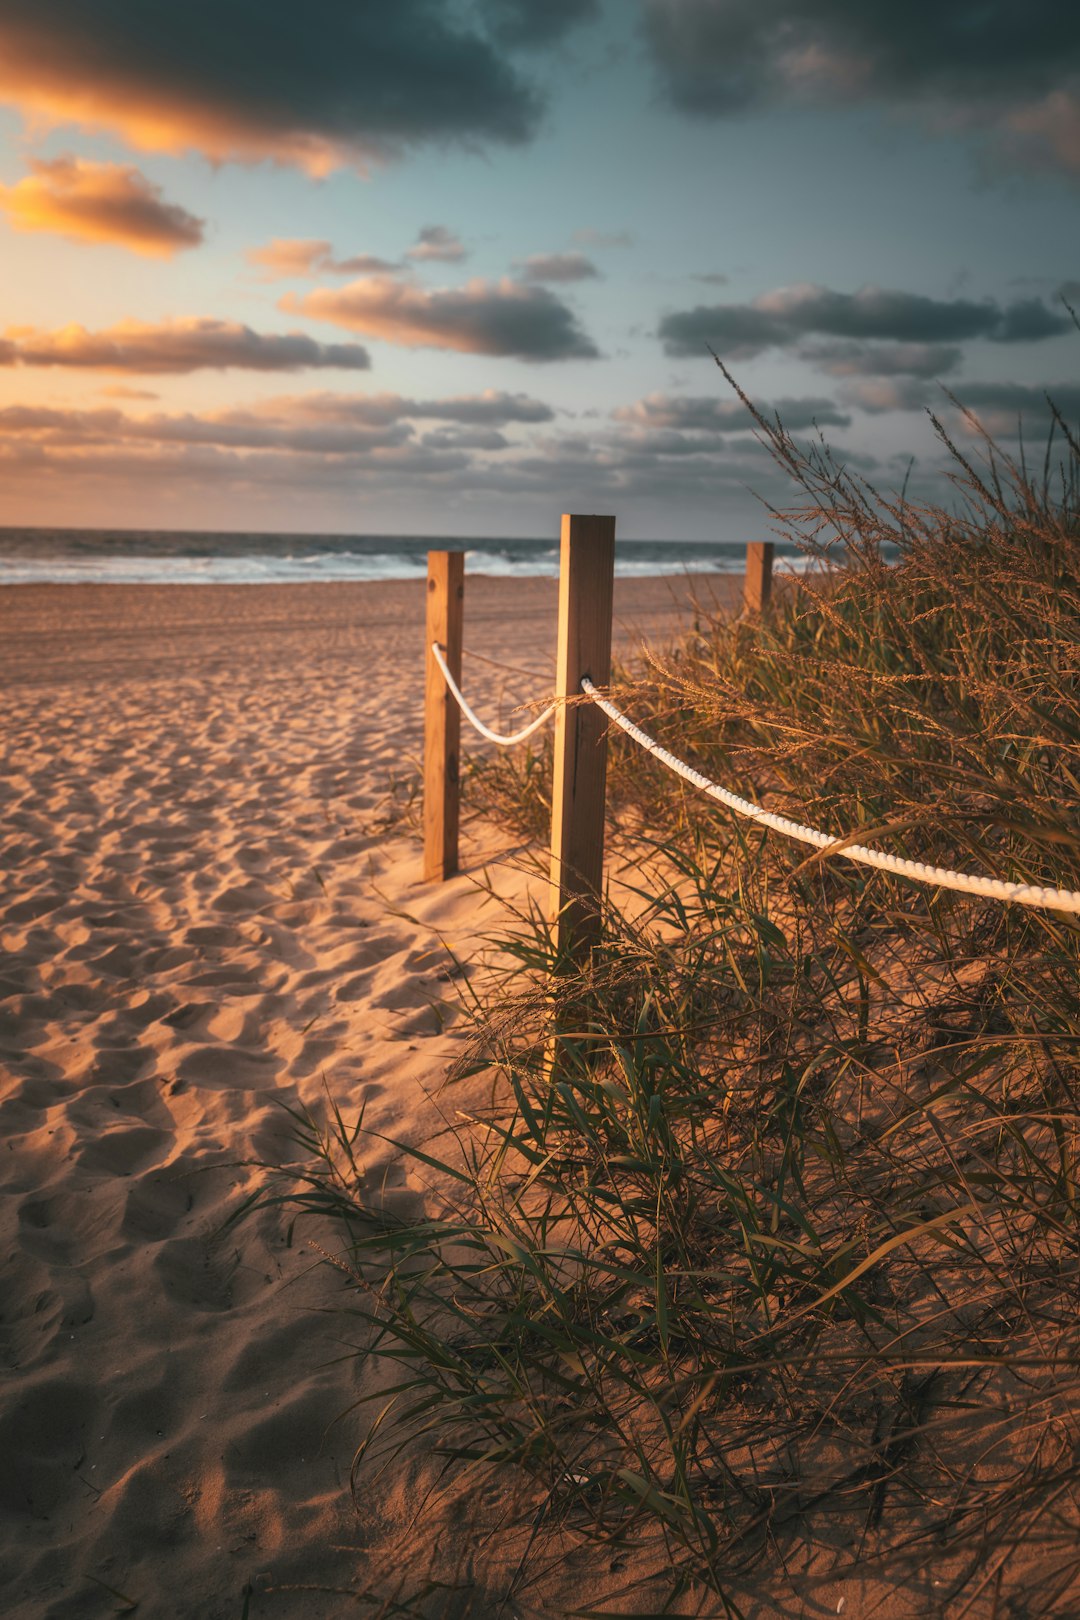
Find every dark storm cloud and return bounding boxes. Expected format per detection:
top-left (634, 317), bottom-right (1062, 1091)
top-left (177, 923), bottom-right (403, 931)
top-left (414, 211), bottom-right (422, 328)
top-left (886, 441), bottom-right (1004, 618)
top-left (799, 339), bottom-right (964, 377)
top-left (614, 392), bottom-right (850, 432)
top-left (642, 0), bottom-right (1080, 175)
top-left (477, 0), bottom-right (600, 48)
top-left (0, 1), bottom-right (543, 170)
top-left (0, 318), bottom-right (371, 373)
top-left (288, 276), bottom-right (600, 361)
top-left (659, 284), bottom-right (1073, 358)
top-left (516, 252), bottom-right (600, 284)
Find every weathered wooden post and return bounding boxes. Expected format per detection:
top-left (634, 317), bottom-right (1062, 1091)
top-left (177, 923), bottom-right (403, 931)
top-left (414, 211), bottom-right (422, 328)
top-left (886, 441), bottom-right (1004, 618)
top-left (548, 513), bottom-right (616, 963)
top-left (424, 549), bottom-right (464, 882)
top-left (744, 540), bottom-right (774, 616)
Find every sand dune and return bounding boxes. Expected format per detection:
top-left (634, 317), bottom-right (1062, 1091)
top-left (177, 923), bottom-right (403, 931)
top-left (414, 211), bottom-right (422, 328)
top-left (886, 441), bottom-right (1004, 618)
top-left (0, 573), bottom-right (737, 1618)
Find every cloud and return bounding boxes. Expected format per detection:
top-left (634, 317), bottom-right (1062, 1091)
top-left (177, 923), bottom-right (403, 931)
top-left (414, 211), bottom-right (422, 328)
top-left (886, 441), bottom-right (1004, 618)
top-left (516, 252), bottom-right (600, 283)
top-left (1001, 90), bottom-right (1080, 179)
top-left (251, 389), bottom-right (555, 427)
top-left (0, 317), bottom-right (371, 373)
top-left (642, 0), bottom-right (1080, 177)
top-left (0, 439), bottom-right (473, 505)
top-left (991, 297), bottom-right (1075, 342)
top-left (246, 238), bottom-right (334, 278)
top-left (839, 376), bottom-right (1080, 427)
top-left (0, 379), bottom-right (936, 531)
top-left (798, 339), bottom-right (963, 377)
top-left (420, 426), bottom-right (509, 452)
top-left (403, 389), bottom-right (555, 424)
top-left (614, 391), bottom-right (850, 432)
top-left (0, 0), bottom-right (542, 172)
top-left (0, 402), bottom-right (411, 455)
top-left (659, 283), bottom-right (1073, 358)
top-left (954, 381), bottom-right (1080, 435)
top-left (0, 155), bottom-right (203, 255)
top-left (246, 238), bottom-right (398, 279)
top-left (5, 389), bottom-right (975, 537)
top-left (331, 251), bottom-right (401, 275)
top-left (0, 388), bottom-right (555, 465)
top-left (406, 225), bottom-right (467, 263)
top-left (287, 275), bottom-right (599, 361)
top-left (478, 0), bottom-right (600, 48)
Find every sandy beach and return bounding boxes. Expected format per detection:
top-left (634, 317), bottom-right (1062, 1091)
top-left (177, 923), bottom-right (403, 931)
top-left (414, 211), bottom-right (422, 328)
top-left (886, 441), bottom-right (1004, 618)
top-left (0, 572), bottom-right (740, 1620)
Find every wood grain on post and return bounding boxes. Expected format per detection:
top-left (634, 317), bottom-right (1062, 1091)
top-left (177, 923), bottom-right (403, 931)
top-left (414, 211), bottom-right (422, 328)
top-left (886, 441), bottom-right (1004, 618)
top-left (424, 550), bottom-right (464, 882)
top-left (744, 540), bottom-right (775, 616)
top-left (548, 513), bottom-right (616, 962)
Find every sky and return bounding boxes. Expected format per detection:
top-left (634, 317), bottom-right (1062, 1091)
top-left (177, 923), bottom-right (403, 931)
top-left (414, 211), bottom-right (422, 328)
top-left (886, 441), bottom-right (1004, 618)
top-left (0, 0), bottom-right (1077, 540)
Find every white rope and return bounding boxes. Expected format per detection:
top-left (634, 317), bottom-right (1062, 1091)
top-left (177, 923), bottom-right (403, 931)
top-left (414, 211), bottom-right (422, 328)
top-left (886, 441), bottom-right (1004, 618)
top-left (432, 642), bottom-right (556, 748)
top-left (582, 677), bottom-right (1080, 914)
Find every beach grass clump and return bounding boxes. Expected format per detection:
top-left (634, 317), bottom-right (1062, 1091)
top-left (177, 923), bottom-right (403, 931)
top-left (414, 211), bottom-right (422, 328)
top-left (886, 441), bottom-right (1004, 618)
top-left (267, 395), bottom-right (1080, 1614)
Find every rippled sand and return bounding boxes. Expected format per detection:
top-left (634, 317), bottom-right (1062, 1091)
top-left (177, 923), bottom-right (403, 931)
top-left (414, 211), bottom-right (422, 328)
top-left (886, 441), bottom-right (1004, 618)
top-left (0, 573), bottom-right (738, 1619)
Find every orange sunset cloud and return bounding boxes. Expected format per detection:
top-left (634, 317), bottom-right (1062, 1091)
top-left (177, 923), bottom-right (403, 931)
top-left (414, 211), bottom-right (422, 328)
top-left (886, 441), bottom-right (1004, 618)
top-left (0, 5), bottom-right (538, 173)
top-left (0, 317), bottom-right (371, 373)
top-left (0, 73), bottom-right (358, 176)
top-left (0, 155), bottom-right (204, 255)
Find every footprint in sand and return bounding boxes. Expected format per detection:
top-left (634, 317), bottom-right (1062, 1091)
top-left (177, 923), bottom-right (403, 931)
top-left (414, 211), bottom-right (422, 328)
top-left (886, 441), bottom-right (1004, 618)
top-left (152, 1234), bottom-right (238, 1312)
top-left (0, 1378), bottom-right (99, 1517)
top-left (75, 1125), bottom-right (172, 1177)
top-left (176, 1044), bottom-right (279, 1092)
top-left (120, 1168), bottom-right (196, 1244)
top-left (222, 1385), bottom-right (337, 1484)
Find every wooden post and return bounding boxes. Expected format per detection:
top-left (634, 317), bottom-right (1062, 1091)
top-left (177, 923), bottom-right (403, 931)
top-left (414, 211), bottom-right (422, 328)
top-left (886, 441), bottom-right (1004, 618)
top-left (424, 550), bottom-right (464, 882)
top-left (744, 540), bottom-right (774, 616)
top-left (548, 513), bottom-right (616, 962)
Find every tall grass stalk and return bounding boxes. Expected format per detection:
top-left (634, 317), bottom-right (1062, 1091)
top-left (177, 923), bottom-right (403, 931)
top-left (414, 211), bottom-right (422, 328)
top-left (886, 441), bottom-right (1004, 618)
top-left (258, 391), bottom-right (1080, 1616)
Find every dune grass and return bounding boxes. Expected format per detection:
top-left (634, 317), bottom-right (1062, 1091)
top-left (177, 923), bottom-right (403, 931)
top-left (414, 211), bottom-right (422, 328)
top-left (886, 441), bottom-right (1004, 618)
top-left (257, 386), bottom-right (1080, 1615)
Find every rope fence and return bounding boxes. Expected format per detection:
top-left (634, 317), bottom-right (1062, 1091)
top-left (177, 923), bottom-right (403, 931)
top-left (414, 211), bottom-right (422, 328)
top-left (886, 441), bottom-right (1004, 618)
top-left (424, 526), bottom-right (1080, 943)
top-left (430, 642), bottom-right (555, 747)
top-left (582, 677), bottom-right (1080, 914)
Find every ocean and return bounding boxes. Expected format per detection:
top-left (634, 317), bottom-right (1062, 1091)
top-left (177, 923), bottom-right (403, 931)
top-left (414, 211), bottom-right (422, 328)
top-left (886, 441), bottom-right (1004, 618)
top-left (0, 528), bottom-right (817, 586)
